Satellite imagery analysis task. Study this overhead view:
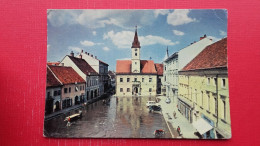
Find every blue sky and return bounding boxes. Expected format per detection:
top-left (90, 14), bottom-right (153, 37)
top-left (47, 9), bottom-right (227, 71)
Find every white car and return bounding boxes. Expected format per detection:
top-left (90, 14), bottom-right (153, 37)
top-left (146, 101), bottom-right (160, 107)
top-left (165, 98), bottom-right (171, 104)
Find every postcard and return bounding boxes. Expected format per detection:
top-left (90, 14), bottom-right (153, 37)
top-left (44, 9), bottom-right (230, 139)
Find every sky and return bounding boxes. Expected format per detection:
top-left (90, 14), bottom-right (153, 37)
top-left (47, 9), bottom-right (227, 71)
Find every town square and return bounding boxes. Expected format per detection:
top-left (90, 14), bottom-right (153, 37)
top-left (44, 9), bottom-right (230, 139)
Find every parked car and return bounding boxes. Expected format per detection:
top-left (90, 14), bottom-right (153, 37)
top-left (165, 97), bottom-right (171, 104)
top-left (146, 101), bottom-right (160, 107)
top-left (149, 105), bottom-right (162, 113)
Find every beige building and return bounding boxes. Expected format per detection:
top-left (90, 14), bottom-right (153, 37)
top-left (47, 65), bottom-right (86, 109)
top-left (116, 28), bottom-right (163, 96)
top-left (178, 38), bottom-right (231, 139)
top-left (60, 53), bottom-right (100, 102)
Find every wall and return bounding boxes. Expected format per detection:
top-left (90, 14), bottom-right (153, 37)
top-left (116, 74), bottom-right (157, 96)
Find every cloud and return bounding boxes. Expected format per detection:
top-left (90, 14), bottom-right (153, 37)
top-left (167, 9), bottom-right (197, 26)
top-left (48, 10), bottom-right (156, 29)
top-left (219, 30), bottom-right (227, 36)
top-left (80, 40), bottom-right (95, 46)
top-left (154, 9), bottom-right (170, 17)
top-left (103, 47), bottom-right (110, 51)
top-left (104, 30), bottom-right (179, 49)
top-left (208, 36), bottom-right (221, 42)
top-left (173, 30), bottom-right (185, 36)
top-left (68, 46), bottom-right (83, 53)
top-left (92, 31), bottom-right (97, 36)
top-left (47, 44), bottom-right (50, 51)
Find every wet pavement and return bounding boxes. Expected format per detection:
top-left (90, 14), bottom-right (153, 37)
top-left (44, 95), bottom-right (172, 138)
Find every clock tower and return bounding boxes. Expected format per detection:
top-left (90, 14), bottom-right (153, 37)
top-left (131, 26), bottom-right (141, 73)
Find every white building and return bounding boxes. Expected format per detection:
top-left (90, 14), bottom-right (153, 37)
top-left (77, 50), bottom-right (109, 95)
top-left (163, 35), bottom-right (213, 103)
top-left (60, 52), bottom-right (100, 102)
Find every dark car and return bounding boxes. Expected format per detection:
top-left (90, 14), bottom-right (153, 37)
top-left (149, 105), bottom-right (162, 112)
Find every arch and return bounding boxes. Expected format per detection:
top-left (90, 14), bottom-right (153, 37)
top-left (75, 96), bottom-right (79, 105)
top-left (55, 101), bottom-right (60, 111)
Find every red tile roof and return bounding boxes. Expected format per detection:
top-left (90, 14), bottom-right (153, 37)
top-left (46, 67), bottom-right (62, 87)
top-left (48, 66), bottom-right (85, 84)
top-left (47, 62), bottom-right (60, 66)
top-left (182, 38), bottom-right (227, 71)
top-left (155, 63), bottom-right (164, 76)
top-left (68, 56), bottom-right (98, 76)
top-left (116, 60), bottom-right (157, 74)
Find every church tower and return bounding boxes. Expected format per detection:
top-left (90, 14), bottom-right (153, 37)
top-left (131, 26), bottom-right (141, 73)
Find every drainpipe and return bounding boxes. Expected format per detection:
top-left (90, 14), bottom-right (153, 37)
top-left (216, 74), bottom-right (219, 128)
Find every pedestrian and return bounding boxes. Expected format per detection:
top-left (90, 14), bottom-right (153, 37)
top-left (173, 111), bottom-right (176, 119)
top-left (177, 126), bottom-right (181, 136)
top-left (67, 116), bottom-right (71, 127)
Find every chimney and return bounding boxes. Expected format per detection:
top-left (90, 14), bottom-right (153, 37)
top-left (81, 50), bottom-right (83, 53)
top-left (95, 56), bottom-right (97, 59)
top-left (87, 53), bottom-right (89, 55)
top-left (70, 51), bottom-right (74, 57)
top-left (91, 54), bottom-right (93, 57)
top-left (85, 51), bottom-right (87, 54)
top-left (200, 34), bottom-right (207, 40)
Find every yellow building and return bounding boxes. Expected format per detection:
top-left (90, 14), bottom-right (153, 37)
top-left (178, 38), bottom-right (231, 139)
top-left (116, 28), bottom-right (163, 96)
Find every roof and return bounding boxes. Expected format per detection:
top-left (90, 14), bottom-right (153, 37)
top-left (132, 27), bottom-right (141, 48)
top-left (47, 62), bottom-right (60, 66)
top-left (164, 52), bottom-right (178, 62)
top-left (181, 38), bottom-right (227, 71)
top-left (68, 56), bottom-right (98, 75)
top-left (116, 60), bottom-right (157, 74)
top-left (46, 67), bottom-right (62, 87)
top-left (98, 59), bottom-right (108, 66)
top-left (48, 66), bottom-right (85, 84)
top-left (155, 63), bottom-right (164, 76)
top-left (108, 70), bottom-right (116, 79)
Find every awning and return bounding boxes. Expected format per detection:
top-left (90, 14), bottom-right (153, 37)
top-left (193, 118), bottom-right (213, 135)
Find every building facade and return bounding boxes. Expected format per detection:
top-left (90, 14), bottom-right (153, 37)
top-left (60, 53), bottom-right (100, 102)
top-left (116, 28), bottom-right (162, 96)
top-left (46, 67), bottom-right (62, 114)
top-left (178, 38), bottom-right (231, 139)
top-left (47, 65), bottom-right (86, 109)
top-left (77, 50), bottom-right (109, 94)
top-left (163, 35), bottom-right (213, 103)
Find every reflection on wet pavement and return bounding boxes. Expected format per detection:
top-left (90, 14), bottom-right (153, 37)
top-left (44, 95), bottom-right (171, 138)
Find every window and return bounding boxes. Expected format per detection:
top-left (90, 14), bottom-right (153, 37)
top-left (149, 78), bottom-right (152, 82)
top-left (120, 88), bottom-right (123, 92)
top-left (69, 87), bottom-right (71, 93)
top-left (214, 96), bottom-right (217, 115)
top-left (207, 78), bottom-right (210, 85)
top-left (54, 91), bottom-right (58, 96)
top-left (222, 79), bottom-right (226, 88)
top-left (127, 78), bottom-right (130, 82)
top-left (83, 85), bottom-right (84, 90)
top-left (135, 53), bottom-right (137, 56)
top-left (165, 66), bottom-right (166, 71)
top-left (207, 92), bottom-right (210, 111)
top-left (134, 78), bottom-right (137, 81)
top-left (120, 78), bottom-right (123, 82)
top-left (127, 88), bottom-right (130, 92)
top-left (149, 88), bottom-right (152, 92)
top-left (214, 78), bottom-right (217, 86)
top-left (223, 100), bottom-right (226, 120)
top-left (80, 86), bottom-right (82, 91)
top-left (75, 86), bottom-right (78, 92)
top-left (64, 88), bottom-right (68, 94)
top-left (135, 48), bottom-right (137, 51)
top-left (135, 62), bottom-right (137, 65)
top-left (164, 76), bottom-right (166, 81)
top-left (58, 90), bottom-right (61, 95)
top-left (47, 92), bottom-right (50, 98)
top-left (142, 78), bottom-right (144, 82)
